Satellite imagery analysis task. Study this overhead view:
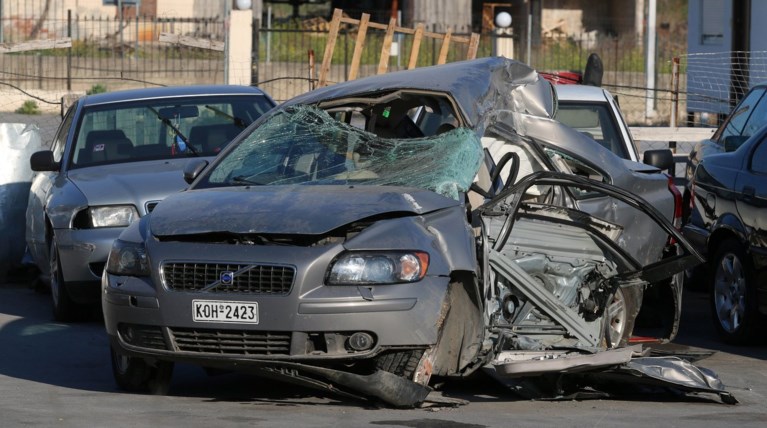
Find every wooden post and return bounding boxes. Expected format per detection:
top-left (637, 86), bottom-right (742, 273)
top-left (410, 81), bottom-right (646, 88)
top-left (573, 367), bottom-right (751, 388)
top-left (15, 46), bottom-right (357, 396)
top-left (408, 23), bottom-right (424, 69)
top-left (377, 17), bottom-right (397, 75)
top-left (436, 29), bottom-right (452, 65)
top-left (348, 13), bottom-right (370, 81)
top-left (467, 33), bottom-right (480, 60)
top-left (318, 8), bottom-right (343, 87)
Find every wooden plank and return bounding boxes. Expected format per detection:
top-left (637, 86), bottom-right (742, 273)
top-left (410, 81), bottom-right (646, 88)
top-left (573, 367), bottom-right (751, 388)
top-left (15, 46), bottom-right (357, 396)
top-left (158, 33), bottom-right (224, 51)
top-left (466, 33), bottom-right (480, 59)
top-left (436, 29), bottom-right (452, 65)
top-left (0, 38), bottom-right (71, 53)
top-left (408, 23), bottom-right (424, 70)
top-left (348, 13), bottom-right (370, 81)
top-left (318, 8), bottom-right (343, 87)
top-left (377, 17), bottom-right (397, 75)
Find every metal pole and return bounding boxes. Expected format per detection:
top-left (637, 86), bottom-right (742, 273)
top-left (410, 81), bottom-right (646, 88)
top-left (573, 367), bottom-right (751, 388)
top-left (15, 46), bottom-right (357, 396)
top-left (266, 6), bottom-right (272, 64)
top-left (671, 57), bottom-right (679, 128)
top-left (67, 9), bottom-right (72, 91)
top-left (645, 0), bottom-right (657, 119)
top-left (251, 17), bottom-right (259, 86)
top-left (526, 9), bottom-right (531, 65)
top-left (0, 0), bottom-right (4, 43)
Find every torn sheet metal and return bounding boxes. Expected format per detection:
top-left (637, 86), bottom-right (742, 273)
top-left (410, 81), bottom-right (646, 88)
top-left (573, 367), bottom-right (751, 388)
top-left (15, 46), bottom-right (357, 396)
top-left (486, 345), bottom-right (737, 405)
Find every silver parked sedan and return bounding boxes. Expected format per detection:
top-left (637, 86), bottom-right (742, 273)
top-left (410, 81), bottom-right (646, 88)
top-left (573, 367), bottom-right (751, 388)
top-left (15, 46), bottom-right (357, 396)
top-left (25, 85), bottom-right (276, 321)
top-left (102, 58), bottom-right (702, 405)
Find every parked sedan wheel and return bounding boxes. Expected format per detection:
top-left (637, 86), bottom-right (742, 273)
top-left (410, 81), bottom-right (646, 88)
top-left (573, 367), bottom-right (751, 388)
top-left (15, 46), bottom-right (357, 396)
top-left (111, 345), bottom-right (174, 395)
top-left (710, 239), bottom-right (762, 345)
top-left (49, 236), bottom-right (82, 322)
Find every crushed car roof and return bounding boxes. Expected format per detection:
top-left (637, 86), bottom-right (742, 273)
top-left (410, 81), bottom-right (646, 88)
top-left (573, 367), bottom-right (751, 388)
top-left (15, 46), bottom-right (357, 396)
top-left (283, 56), bottom-right (557, 129)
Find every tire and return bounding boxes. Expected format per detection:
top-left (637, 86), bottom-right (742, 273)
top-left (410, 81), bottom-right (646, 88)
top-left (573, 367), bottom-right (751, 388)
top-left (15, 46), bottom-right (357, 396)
top-left (376, 349), bottom-right (424, 379)
top-left (49, 236), bottom-right (83, 322)
top-left (709, 239), bottom-right (763, 345)
top-left (111, 345), bottom-right (174, 395)
top-left (604, 284), bottom-right (642, 348)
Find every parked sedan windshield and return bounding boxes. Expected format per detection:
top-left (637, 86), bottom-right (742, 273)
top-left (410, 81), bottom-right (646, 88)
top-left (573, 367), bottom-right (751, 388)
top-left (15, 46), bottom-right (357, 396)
top-left (70, 95), bottom-right (274, 168)
top-left (202, 105), bottom-right (484, 200)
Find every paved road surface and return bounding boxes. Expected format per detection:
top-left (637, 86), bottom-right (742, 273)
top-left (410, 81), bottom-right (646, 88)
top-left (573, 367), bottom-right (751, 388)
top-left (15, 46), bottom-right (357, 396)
top-left (0, 276), bottom-right (765, 427)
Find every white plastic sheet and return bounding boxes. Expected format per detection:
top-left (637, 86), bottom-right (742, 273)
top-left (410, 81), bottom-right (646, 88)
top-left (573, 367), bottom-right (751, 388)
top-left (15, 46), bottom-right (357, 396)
top-left (0, 123), bottom-right (42, 277)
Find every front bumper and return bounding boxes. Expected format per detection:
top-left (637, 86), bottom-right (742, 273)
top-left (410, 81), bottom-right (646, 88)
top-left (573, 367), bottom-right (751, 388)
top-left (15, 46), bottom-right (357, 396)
top-left (103, 271), bottom-right (448, 366)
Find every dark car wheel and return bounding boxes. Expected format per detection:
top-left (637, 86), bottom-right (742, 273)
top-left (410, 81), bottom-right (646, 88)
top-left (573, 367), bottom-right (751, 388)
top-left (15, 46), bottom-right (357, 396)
top-left (710, 239), bottom-right (763, 345)
top-left (49, 237), bottom-right (82, 322)
top-left (111, 345), bottom-right (174, 395)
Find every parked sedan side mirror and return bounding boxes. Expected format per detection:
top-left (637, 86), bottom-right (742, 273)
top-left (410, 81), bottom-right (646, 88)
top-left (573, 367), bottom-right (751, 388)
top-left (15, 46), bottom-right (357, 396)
top-left (723, 135), bottom-right (749, 152)
top-left (30, 150), bottom-right (59, 172)
top-left (183, 159), bottom-right (209, 184)
top-left (643, 149), bottom-right (674, 171)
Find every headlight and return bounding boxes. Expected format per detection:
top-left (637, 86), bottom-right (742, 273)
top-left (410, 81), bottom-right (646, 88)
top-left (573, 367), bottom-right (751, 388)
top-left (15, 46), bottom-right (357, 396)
top-left (327, 251), bottom-right (429, 285)
top-left (90, 205), bottom-right (138, 228)
top-left (106, 239), bottom-right (149, 276)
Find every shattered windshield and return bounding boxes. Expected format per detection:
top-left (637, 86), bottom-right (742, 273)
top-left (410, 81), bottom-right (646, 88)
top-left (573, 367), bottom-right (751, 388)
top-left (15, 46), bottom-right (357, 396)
top-left (203, 105), bottom-right (484, 200)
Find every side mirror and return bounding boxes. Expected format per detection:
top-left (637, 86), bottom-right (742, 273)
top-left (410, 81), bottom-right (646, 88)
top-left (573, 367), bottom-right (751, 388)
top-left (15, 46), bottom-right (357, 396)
top-left (30, 150), bottom-right (59, 172)
top-left (723, 135), bottom-right (749, 152)
top-left (183, 159), bottom-right (209, 184)
top-left (643, 149), bottom-right (674, 171)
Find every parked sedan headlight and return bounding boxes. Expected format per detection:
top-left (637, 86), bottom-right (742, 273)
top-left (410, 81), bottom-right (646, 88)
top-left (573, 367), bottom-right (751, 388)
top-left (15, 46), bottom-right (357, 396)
top-left (106, 239), bottom-right (149, 276)
top-left (327, 251), bottom-right (429, 285)
top-left (90, 205), bottom-right (138, 228)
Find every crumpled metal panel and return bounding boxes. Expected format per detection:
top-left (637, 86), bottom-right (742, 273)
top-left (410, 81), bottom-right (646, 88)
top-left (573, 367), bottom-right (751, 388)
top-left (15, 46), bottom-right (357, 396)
top-left (282, 57), bottom-right (556, 130)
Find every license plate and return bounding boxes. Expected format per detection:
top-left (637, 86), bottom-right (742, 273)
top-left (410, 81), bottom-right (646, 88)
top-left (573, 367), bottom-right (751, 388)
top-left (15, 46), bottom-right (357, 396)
top-left (192, 300), bottom-right (259, 324)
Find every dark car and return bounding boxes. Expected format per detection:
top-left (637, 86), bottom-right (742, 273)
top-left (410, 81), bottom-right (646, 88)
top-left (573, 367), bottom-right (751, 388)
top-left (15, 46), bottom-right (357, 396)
top-left (684, 82), bottom-right (767, 215)
top-left (682, 123), bottom-right (767, 344)
top-left (25, 85), bottom-right (276, 321)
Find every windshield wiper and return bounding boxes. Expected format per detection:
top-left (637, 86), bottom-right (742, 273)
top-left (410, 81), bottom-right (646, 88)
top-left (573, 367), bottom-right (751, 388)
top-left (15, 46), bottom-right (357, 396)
top-left (230, 175), bottom-right (264, 185)
top-left (146, 106), bottom-right (199, 156)
top-left (205, 105), bottom-right (248, 128)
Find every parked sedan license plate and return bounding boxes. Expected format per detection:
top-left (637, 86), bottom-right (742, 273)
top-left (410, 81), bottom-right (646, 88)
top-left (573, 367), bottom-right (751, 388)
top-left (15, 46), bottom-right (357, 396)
top-left (192, 300), bottom-right (259, 324)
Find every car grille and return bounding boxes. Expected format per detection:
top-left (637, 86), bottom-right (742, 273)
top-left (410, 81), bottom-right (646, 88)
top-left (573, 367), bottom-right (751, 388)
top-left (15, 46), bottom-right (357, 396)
top-left (170, 327), bottom-right (291, 355)
top-left (162, 263), bottom-right (295, 294)
top-left (118, 324), bottom-right (167, 350)
top-left (145, 201), bottom-right (160, 214)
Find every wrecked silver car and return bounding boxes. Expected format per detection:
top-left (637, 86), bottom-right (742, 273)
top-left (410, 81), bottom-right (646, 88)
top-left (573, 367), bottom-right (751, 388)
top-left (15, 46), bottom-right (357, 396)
top-left (102, 58), bottom-right (725, 406)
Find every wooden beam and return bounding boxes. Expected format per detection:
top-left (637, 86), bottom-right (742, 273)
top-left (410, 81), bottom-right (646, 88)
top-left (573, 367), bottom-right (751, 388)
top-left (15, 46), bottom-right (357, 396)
top-left (0, 38), bottom-right (71, 53)
top-left (436, 29), bottom-right (452, 65)
top-left (377, 17), bottom-right (397, 75)
top-left (408, 23), bottom-right (424, 70)
top-left (158, 33), bottom-right (224, 51)
top-left (318, 8), bottom-right (343, 87)
top-left (348, 13), bottom-right (370, 81)
top-left (467, 33), bottom-right (480, 60)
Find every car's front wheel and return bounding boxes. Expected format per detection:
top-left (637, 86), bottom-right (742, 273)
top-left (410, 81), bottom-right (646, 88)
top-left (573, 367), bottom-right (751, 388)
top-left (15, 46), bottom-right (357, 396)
top-left (49, 236), bottom-right (82, 322)
top-left (110, 345), bottom-right (174, 395)
top-left (710, 239), bottom-right (763, 345)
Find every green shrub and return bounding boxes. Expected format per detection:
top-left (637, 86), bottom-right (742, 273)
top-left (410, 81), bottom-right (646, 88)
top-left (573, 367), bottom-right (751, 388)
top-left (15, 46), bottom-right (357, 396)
top-left (15, 100), bottom-right (41, 115)
top-left (87, 84), bottom-right (108, 95)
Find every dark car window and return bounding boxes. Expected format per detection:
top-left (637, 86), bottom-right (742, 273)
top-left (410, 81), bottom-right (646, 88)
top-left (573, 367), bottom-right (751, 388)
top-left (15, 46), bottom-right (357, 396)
top-left (721, 87), bottom-right (767, 142)
top-left (751, 139), bottom-right (767, 175)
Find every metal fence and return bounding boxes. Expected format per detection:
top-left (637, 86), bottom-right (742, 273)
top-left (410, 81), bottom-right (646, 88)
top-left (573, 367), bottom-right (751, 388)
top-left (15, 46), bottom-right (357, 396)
top-left (2, 12), bottom-right (690, 127)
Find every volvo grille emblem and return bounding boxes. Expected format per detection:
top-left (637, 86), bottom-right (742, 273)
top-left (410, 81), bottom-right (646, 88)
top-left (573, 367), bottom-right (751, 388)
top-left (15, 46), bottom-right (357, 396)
top-left (220, 271), bottom-right (234, 285)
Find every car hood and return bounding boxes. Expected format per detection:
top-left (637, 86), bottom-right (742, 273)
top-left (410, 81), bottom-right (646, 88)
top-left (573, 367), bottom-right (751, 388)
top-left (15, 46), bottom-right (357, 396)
top-left (149, 185), bottom-right (459, 237)
top-left (67, 158), bottom-right (199, 210)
